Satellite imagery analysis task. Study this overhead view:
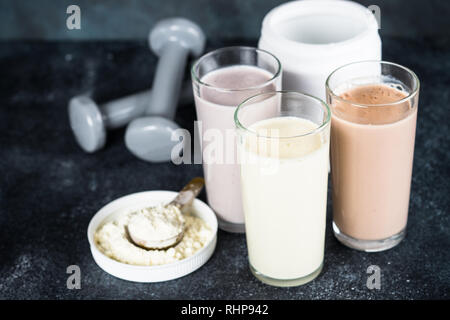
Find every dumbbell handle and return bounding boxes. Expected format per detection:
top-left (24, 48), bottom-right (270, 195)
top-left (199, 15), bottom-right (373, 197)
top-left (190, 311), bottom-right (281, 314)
top-left (102, 90), bottom-right (152, 129)
top-left (147, 42), bottom-right (189, 119)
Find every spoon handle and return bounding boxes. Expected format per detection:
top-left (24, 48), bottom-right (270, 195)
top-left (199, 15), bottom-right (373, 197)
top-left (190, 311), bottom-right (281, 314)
top-left (170, 177), bottom-right (205, 209)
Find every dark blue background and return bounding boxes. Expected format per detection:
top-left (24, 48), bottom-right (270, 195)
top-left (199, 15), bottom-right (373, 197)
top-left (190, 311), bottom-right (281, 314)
top-left (1, 0), bottom-right (450, 40)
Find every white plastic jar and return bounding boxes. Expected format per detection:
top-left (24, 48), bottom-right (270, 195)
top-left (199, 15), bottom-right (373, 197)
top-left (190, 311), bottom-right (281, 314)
top-left (259, 0), bottom-right (381, 99)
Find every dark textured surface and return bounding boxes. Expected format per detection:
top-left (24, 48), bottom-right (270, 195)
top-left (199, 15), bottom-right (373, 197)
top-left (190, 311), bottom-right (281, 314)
top-left (0, 37), bottom-right (449, 299)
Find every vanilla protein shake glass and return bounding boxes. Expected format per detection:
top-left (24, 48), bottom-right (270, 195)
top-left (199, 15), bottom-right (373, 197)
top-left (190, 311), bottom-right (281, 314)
top-left (326, 61), bottom-right (420, 252)
top-left (191, 47), bottom-right (281, 233)
top-left (235, 91), bottom-right (331, 286)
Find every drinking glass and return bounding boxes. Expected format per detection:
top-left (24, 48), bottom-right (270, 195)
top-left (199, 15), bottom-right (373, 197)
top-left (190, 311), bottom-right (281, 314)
top-left (235, 91), bottom-right (330, 286)
top-left (326, 60), bottom-right (420, 252)
top-left (191, 47), bottom-right (281, 233)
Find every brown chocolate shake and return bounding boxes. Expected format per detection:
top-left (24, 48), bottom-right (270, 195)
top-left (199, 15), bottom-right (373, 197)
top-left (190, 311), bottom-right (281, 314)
top-left (331, 84), bottom-right (417, 241)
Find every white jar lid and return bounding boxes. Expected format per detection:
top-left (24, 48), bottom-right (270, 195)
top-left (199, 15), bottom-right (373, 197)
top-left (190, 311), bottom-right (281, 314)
top-left (259, 0), bottom-right (382, 99)
top-left (87, 191), bottom-right (218, 283)
top-left (260, 0), bottom-right (380, 64)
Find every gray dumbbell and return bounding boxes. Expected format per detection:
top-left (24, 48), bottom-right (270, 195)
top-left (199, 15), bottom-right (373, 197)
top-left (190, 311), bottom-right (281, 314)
top-left (125, 17), bottom-right (205, 163)
top-left (68, 90), bottom-right (152, 153)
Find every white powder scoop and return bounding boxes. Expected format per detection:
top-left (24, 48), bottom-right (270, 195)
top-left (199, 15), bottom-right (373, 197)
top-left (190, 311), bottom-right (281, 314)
top-left (127, 177), bottom-right (205, 250)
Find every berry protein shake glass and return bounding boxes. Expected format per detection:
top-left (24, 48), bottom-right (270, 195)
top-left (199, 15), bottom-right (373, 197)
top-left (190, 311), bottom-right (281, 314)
top-left (326, 60), bottom-right (420, 252)
top-left (191, 47), bottom-right (281, 233)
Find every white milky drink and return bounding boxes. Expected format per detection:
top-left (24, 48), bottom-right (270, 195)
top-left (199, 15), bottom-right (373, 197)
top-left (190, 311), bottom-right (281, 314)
top-left (235, 92), bottom-right (331, 287)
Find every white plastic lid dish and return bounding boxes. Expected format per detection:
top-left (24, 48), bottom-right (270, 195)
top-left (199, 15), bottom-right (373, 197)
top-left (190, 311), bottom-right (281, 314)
top-left (87, 191), bottom-right (218, 283)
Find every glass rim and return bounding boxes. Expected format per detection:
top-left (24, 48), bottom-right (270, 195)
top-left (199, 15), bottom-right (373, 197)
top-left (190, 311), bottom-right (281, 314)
top-left (190, 46), bottom-right (282, 93)
top-left (234, 90), bottom-right (331, 139)
top-left (325, 60), bottom-right (420, 108)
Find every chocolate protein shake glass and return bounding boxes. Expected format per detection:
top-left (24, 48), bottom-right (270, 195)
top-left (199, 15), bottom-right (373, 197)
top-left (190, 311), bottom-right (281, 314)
top-left (326, 61), bottom-right (420, 252)
top-left (191, 47), bottom-right (281, 232)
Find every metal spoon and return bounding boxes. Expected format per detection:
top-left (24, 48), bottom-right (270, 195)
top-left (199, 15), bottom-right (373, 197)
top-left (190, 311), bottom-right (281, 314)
top-left (127, 177), bottom-right (205, 250)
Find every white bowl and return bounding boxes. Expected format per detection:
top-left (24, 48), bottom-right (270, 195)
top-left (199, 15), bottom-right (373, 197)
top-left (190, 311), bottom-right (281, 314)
top-left (87, 191), bottom-right (218, 283)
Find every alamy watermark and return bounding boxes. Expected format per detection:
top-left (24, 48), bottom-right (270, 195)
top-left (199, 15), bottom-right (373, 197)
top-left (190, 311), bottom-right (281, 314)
top-left (66, 265), bottom-right (81, 289)
top-left (170, 121), bottom-right (286, 175)
top-left (366, 265), bottom-right (381, 290)
top-left (64, 4), bottom-right (380, 32)
top-left (66, 5), bottom-right (81, 30)
top-left (368, 5), bottom-right (381, 29)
